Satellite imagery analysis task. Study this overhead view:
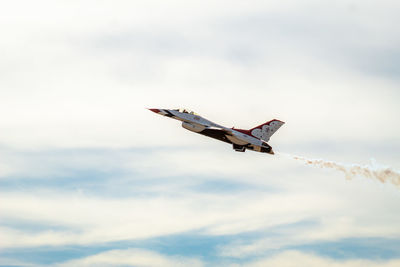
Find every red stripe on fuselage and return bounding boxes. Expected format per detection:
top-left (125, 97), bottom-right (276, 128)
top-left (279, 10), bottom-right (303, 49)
top-left (232, 128), bottom-right (252, 136)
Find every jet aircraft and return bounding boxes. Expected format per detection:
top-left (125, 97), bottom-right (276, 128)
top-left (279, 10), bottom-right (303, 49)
top-left (149, 108), bottom-right (284, 154)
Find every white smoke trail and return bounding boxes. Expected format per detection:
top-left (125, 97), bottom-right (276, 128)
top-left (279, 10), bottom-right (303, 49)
top-left (279, 153), bottom-right (400, 187)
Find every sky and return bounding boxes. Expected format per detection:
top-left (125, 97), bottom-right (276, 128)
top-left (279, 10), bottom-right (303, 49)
top-left (1, 0), bottom-right (400, 266)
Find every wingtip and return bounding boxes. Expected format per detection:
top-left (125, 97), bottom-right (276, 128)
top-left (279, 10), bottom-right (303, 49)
top-left (273, 119), bottom-right (285, 124)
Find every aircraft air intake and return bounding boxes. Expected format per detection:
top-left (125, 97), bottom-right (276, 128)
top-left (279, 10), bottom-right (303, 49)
top-left (181, 122), bottom-right (206, 133)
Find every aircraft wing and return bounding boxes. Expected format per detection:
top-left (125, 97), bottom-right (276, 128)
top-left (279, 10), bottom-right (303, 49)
top-left (206, 127), bottom-right (251, 145)
top-left (206, 126), bottom-right (233, 136)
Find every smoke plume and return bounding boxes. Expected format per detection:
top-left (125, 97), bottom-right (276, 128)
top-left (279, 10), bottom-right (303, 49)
top-left (284, 154), bottom-right (400, 187)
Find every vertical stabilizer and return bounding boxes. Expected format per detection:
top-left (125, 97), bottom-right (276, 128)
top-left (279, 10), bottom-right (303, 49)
top-left (249, 119), bottom-right (285, 141)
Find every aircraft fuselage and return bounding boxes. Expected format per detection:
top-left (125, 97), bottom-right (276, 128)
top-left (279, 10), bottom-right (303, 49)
top-left (149, 108), bottom-right (283, 154)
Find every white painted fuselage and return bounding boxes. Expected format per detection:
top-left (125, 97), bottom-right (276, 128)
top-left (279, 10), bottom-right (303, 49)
top-left (149, 108), bottom-right (284, 154)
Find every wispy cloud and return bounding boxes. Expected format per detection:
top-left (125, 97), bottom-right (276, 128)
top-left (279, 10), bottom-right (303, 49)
top-left (234, 250), bottom-right (400, 267)
top-left (55, 248), bottom-right (203, 267)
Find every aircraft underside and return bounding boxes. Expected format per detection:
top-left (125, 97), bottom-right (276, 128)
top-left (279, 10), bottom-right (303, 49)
top-left (199, 129), bottom-right (273, 153)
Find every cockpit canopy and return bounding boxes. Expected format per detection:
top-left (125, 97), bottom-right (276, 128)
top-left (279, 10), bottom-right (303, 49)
top-left (173, 108), bottom-right (198, 115)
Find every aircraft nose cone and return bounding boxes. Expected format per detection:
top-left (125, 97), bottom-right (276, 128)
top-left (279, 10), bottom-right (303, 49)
top-left (148, 108), bottom-right (161, 113)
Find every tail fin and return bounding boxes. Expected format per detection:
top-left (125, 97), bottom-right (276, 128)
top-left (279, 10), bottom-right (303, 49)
top-left (249, 119), bottom-right (285, 141)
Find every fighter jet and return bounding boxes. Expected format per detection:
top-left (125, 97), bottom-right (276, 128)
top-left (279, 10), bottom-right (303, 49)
top-left (148, 108), bottom-right (284, 154)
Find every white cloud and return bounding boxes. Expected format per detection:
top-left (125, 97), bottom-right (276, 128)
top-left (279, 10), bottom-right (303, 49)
top-left (0, 190), bottom-right (326, 248)
top-left (0, 258), bottom-right (40, 267)
top-left (234, 250), bottom-right (400, 267)
top-left (1, 170), bottom-right (400, 250)
top-left (0, 0), bottom-right (399, 149)
top-left (55, 248), bottom-right (203, 267)
top-left (1, 1), bottom-right (399, 265)
top-left (1, 144), bottom-right (399, 250)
